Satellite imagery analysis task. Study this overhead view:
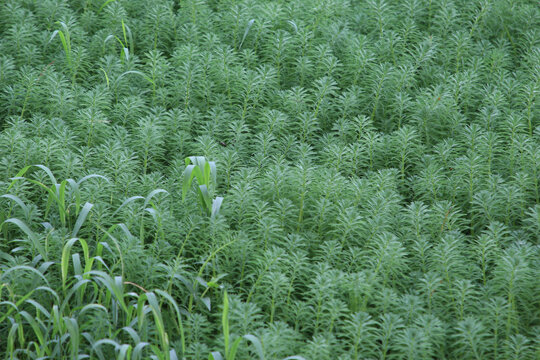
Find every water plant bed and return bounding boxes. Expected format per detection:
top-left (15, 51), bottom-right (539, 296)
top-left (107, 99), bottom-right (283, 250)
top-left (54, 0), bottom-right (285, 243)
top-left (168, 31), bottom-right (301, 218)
top-left (0, 0), bottom-right (538, 359)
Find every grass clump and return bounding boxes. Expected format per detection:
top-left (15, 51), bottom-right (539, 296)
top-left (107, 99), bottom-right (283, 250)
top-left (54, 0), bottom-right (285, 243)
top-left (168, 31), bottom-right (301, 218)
top-left (182, 156), bottom-right (223, 219)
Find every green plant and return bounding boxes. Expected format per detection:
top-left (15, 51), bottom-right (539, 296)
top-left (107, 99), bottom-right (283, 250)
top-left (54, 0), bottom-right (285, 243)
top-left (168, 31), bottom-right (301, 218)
top-left (104, 19), bottom-right (133, 63)
top-left (1, 0), bottom-right (539, 358)
top-left (209, 290), bottom-right (264, 360)
top-left (182, 156), bottom-right (223, 219)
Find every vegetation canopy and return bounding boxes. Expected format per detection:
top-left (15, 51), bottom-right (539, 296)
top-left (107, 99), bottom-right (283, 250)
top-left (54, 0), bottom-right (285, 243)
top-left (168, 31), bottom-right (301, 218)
top-left (0, 0), bottom-right (538, 359)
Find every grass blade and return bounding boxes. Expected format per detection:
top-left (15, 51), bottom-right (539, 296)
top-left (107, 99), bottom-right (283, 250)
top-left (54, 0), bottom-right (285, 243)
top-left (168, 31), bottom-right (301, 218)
top-left (72, 202), bottom-right (93, 238)
top-left (98, 0), bottom-right (118, 13)
top-left (243, 334), bottom-right (264, 360)
top-left (61, 238), bottom-right (89, 291)
top-left (3, 218), bottom-right (47, 260)
top-left (222, 291), bottom-right (230, 358)
top-left (113, 196), bottom-right (144, 216)
top-left (239, 19), bottom-right (255, 49)
top-left (1, 194), bottom-right (29, 213)
top-left (211, 197), bottom-right (223, 219)
top-left (210, 352), bottom-right (224, 360)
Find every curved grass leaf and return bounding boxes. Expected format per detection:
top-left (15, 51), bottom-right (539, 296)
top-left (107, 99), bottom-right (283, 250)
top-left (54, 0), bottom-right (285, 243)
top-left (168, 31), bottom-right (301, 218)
top-left (144, 189), bottom-right (168, 208)
top-left (239, 19), bottom-right (255, 49)
top-left (2, 218), bottom-right (47, 260)
top-left (211, 197), bottom-right (224, 219)
top-left (1, 194), bottom-right (29, 213)
top-left (209, 352), bottom-right (224, 360)
top-left (72, 202), bottom-right (93, 238)
top-left (113, 196), bottom-right (144, 216)
top-left (98, 0), bottom-right (119, 13)
top-left (155, 289), bottom-right (186, 355)
top-left (61, 238), bottom-right (89, 292)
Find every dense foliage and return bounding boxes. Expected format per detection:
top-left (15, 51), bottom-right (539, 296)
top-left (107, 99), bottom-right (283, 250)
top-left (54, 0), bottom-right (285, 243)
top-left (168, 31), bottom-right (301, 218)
top-left (0, 0), bottom-right (539, 359)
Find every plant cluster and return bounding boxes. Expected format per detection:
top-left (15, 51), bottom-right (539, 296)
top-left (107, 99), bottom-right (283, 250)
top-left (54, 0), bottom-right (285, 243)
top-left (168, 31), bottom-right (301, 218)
top-left (0, 0), bottom-right (539, 359)
top-left (182, 156), bottom-right (223, 219)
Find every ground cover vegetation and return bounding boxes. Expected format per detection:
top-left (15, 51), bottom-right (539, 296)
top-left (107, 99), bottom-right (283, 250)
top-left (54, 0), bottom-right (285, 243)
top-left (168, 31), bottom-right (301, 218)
top-left (0, 0), bottom-right (538, 358)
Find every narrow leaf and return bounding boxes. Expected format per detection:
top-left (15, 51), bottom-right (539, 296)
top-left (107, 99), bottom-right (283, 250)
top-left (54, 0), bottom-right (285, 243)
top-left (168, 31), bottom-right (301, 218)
top-left (211, 197), bottom-right (224, 219)
top-left (1, 194), bottom-right (29, 212)
top-left (209, 352), bottom-right (224, 360)
top-left (98, 0), bottom-right (118, 13)
top-left (239, 19), bottom-right (255, 49)
top-left (144, 189), bottom-right (168, 208)
top-left (113, 196), bottom-right (144, 216)
top-left (72, 202), bottom-right (93, 238)
top-left (243, 334), bottom-right (264, 360)
top-left (3, 218), bottom-right (46, 260)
